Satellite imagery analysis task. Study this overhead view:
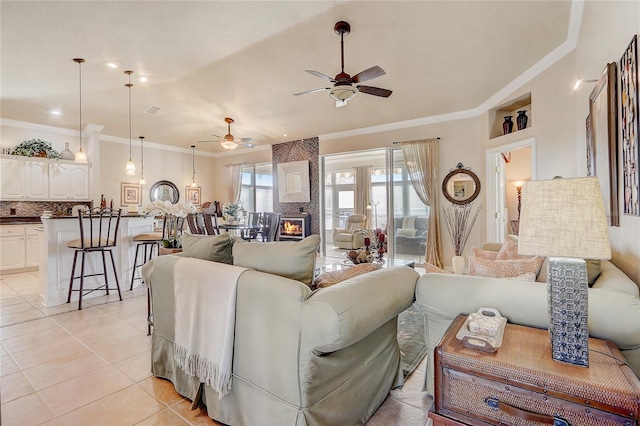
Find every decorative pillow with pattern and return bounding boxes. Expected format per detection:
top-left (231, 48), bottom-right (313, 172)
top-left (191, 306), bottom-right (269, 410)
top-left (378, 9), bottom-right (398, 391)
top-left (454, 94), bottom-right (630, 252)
top-left (470, 247), bottom-right (499, 261)
top-left (424, 263), bottom-right (453, 274)
top-left (312, 262), bottom-right (381, 290)
top-left (468, 256), bottom-right (544, 279)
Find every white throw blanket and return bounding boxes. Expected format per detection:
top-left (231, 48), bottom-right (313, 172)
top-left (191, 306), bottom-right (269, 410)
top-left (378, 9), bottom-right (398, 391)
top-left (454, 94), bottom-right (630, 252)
top-left (173, 258), bottom-right (250, 397)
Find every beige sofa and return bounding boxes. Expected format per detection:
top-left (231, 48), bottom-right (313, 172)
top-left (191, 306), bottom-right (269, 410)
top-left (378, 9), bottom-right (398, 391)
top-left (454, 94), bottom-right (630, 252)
top-left (142, 236), bottom-right (419, 426)
top-left (415, 244), bottom-right (640, 395)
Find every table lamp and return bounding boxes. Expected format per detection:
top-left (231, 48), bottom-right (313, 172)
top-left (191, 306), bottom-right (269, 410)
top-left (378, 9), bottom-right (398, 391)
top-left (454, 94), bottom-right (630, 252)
top-left (518, 177), bottom-right (611, 367)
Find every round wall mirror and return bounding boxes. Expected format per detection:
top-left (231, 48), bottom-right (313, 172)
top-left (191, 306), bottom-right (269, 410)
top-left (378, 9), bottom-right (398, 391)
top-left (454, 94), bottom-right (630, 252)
top-left (149, 180), bottom-right (179, 204)
top-left (442, 163), bottom-right (481, 205)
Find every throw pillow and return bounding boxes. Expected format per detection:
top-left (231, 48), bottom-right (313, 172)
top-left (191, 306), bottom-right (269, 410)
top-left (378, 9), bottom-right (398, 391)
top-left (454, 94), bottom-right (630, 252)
top-left (470, 247), bottom-right (499, 261)
top-left (181, 233), bottom-right (234, 264)
top-left (468, 256), bottom-right (544, 279)
top-left (232, 234), bottom-right (320, 287)
top-left (503, 272), bottom-right (537, 282)
top-left (495, 237), bottom-right (533, 261)
top-left (312, 262), bottom-right (381, 290)
top-left (424, 263), bottom-right (453, 274)
top-left (396, 228), bottom-right (417, 237)
top-left (537, 258), bottom-right (601, 286)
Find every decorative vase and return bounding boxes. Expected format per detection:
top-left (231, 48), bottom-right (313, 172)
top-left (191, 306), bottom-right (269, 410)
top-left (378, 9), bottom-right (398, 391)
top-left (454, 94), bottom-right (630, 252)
top-left (452, 255), bottom-right (465, 275)
top-left (516, 110), bottom-right (528, 131)
top-left (60, 143), bottom-right (75, 160)
top-left (502, 116), bottom-right (514, 135)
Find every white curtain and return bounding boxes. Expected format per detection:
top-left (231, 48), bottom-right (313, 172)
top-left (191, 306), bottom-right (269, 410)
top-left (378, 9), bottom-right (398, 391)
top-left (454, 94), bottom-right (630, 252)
top-left (400, 138), bottom-right (443, 267)
top-left (353, 166), bottom-right (371, 220)
top-left (226, 164), bottom-right (243, 204)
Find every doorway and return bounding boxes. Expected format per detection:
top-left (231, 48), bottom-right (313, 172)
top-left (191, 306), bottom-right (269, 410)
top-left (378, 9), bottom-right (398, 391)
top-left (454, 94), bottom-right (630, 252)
top-left (485, 138), bottom-right (536, 242)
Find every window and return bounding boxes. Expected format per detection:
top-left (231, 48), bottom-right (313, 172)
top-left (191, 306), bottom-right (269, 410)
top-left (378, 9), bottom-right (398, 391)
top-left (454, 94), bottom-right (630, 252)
top-left (240, 163), bottom-right (273, 213)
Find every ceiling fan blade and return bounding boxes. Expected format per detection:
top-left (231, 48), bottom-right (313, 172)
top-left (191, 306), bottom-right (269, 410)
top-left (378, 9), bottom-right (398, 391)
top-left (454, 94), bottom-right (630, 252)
top-left (305, 70), bottom-right (336, 82)
top-left (237, 137), bottom-right (254, 143)
top-left (239, 142), bottom-right (256, 148)
top-left (351, 66), bottom-right (386, 84)
top-left (294, 87), bottom-right (330, 96)
top-left (210, 133), bottom-right (222, 139)
top-left (197, 140), bottom-right (218, 143)
top-left (357, 85), bottom-right (392, 98)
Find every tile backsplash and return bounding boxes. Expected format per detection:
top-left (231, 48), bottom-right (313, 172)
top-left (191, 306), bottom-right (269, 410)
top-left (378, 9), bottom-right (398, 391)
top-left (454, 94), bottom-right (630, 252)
top-left (0, 201), bottom-right (93, 217)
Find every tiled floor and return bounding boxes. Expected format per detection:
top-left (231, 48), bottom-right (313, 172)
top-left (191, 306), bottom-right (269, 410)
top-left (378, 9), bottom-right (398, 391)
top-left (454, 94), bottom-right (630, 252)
top-left (0, 269), bottom-right (432, 426)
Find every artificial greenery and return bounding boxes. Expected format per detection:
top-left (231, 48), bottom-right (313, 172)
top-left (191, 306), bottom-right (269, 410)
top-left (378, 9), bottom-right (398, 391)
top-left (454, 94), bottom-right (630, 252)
top-left (9, 139), bottom-right (61, 159)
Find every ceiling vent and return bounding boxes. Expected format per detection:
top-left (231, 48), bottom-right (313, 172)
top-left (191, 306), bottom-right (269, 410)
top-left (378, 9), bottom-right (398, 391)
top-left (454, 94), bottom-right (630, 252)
top-left (144, 105), bottom-right (160, 115)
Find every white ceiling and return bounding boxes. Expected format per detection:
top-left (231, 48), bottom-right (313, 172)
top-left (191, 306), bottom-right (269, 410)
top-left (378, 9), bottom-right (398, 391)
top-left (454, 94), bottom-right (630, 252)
top-left (1, 1), bottom-right (572, 154)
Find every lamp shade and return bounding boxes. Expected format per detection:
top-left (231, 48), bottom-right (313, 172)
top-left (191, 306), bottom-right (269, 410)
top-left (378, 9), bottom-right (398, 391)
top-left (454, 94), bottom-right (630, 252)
top-left (518, 177), bottom-right (611, 259)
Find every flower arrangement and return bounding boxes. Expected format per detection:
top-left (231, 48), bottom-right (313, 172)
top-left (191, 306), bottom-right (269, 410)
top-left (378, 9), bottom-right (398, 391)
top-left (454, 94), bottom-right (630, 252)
top-left (9, 139), bottom-right (61, 159)
top-left (142, 200), bottom-right (197, 248)
top-left (222, 201), bottom-right (244, 223)
top-left (442, 202), bottom-right (481, 256)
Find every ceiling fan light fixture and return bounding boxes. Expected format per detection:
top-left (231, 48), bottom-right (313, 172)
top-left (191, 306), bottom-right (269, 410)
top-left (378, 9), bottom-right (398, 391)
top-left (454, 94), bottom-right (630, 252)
top-left (329, 85), bottom-right (357, 102)
top-left (220, 140), bottom-right (239, 150)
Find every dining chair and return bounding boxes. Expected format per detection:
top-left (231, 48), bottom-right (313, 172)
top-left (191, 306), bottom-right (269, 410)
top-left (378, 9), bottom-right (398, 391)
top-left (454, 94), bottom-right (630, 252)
top-left (202, 213), bottom-right (220, 235)
top-left (243, 212), bottom-right (262, 240)
top-left (261, 212), bottom-right (281, 242)
top-left (187, 213), bottom-right (206, 234)
top-left (66, 207), bottom-right (122, 310)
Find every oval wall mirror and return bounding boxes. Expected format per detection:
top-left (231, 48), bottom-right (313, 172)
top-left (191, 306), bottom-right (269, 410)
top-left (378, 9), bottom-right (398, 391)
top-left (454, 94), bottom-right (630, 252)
top-left (442, 163), bottom-right (481, 205)
top-left (149, 180), bottom-right (180, 204)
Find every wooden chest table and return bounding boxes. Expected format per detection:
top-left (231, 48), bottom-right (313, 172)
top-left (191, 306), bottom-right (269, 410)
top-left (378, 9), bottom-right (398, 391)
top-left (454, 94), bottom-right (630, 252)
top-left (430, 315), bottom-right (640, 426)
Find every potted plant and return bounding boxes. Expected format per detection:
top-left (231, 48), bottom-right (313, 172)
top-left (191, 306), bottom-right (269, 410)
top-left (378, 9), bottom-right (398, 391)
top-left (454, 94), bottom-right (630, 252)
top-left (9, 139), bottom-right (61, 159)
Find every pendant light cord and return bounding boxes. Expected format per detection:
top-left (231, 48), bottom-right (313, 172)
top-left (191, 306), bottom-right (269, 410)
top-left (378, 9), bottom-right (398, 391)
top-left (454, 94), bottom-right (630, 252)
top-left (140, 136), bottom-right (145, 179)
top-left (78, 61), bottom-right (82, 150)
top-left (128, 75), bottom-right (132, 160)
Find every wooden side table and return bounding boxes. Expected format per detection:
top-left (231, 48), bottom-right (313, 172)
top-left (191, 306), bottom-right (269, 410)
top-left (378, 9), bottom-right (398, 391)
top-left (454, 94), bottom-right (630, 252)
top-left (430, 315), bottom-right (640, 426)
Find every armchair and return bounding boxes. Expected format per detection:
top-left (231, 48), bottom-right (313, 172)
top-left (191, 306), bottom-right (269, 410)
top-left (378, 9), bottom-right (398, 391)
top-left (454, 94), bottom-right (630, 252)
top-left (333, 214), bottom-right (367, 249)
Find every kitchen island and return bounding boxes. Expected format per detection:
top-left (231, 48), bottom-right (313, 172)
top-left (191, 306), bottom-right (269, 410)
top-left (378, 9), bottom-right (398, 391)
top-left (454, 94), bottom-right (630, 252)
top-left (39, 214), bottom-right (155, 306)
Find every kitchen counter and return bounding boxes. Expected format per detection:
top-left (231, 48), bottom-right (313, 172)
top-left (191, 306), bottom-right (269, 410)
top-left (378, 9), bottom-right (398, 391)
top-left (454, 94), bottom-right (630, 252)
top-left (0, 216), bottom-right (43, 225)
top-left (39, 215), bottom-right (155, 306)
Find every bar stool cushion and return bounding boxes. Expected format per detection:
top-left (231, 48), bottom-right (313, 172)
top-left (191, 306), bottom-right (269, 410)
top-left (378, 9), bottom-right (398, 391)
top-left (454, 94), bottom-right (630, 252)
top-left (181, 233), bottom-right (234, 264)
top-left (133, 232), bottom-right (163, 242)
top-left (67, 238), bottom-right (116, 249)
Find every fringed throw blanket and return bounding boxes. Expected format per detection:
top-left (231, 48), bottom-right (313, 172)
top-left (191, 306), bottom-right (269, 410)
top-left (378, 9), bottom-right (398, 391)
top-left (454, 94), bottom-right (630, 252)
top-left (173, 258), bottom-right (250, 398)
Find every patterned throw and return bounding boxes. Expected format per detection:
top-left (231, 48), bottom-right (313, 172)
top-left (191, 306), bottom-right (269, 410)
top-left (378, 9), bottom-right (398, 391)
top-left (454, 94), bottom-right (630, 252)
top-left (173, 258), bottom-right (250, 397)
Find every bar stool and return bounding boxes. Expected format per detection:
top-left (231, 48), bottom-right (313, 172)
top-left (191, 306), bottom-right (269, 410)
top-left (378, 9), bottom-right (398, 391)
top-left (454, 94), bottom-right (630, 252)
top-left (129, 220), bottom-right (164, 291)
top-left (67, 207), bottom-right (122, 310)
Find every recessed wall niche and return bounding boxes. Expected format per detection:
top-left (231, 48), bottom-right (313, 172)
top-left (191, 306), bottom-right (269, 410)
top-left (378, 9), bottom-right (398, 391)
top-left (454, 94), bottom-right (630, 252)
top-left (489, 93), bottom-right (532, 140)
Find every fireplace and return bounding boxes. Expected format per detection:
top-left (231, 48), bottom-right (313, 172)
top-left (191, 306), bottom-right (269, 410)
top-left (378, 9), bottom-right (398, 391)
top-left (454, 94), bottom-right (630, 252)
top-left (279, 213), bottom-right (310, 241)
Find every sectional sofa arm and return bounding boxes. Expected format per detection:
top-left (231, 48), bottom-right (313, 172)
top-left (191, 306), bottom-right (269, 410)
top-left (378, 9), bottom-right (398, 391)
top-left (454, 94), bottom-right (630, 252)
top-left (302, 266), bottom-right (419, 354)
top-left (415, 273), bottom-right (640, 352)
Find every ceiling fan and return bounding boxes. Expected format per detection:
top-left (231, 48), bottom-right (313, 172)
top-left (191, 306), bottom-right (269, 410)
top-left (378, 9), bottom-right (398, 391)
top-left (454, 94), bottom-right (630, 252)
top-left (294, 21), bottom-right (392, 107)
top-left (198, 117), bottom-right (255, 150)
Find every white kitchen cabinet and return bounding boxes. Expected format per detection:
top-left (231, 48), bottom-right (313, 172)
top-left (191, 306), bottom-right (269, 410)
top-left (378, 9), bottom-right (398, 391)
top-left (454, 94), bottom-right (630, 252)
top-left (25, 225), bottom-right (41, 267)
top-left (1, 157), bottom-right (49, 200)
top-left (48, 162), bottom-right (90, 200)
top-left (0, 225), bottom-right (41, 272)
top-left (0, 226), bottom-right (28, 271)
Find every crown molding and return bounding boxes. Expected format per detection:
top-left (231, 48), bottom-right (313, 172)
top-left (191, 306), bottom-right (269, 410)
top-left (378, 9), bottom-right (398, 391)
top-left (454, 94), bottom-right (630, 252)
top-left (0, 118), bottom-right (78, 137)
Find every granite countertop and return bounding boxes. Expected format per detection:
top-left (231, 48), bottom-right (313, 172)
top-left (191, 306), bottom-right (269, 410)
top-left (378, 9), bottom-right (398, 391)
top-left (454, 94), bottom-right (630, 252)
top-left (0, 216), bottom-right (43, 225)
top-left (1, 214), bottom-right (148, 225)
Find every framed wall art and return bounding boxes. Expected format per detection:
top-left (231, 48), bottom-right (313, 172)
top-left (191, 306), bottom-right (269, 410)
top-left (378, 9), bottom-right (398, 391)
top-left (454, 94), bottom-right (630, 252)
top-left (620, 34), bottom-right (639, 216)
top-left (186, 186), bottom-right (201, 206)
top-left (120, 182), bottom-right (141, 206)
top-left (588, 62), bottom-right (619, 226)
top-left (277, 160), bottom-right (310, 203)
top-left (586, 114), bottom-right (595, 176)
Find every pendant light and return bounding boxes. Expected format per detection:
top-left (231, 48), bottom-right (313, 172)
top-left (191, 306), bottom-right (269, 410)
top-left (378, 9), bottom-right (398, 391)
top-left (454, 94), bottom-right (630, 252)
top-left (124, 70), bottom-right (136, 175)
top-left (73, 58), bottom-right (88, 163)
top-left (139, 136), bottom-right (146, 185)
top-left (190, 145), bottom-right (197, 187)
